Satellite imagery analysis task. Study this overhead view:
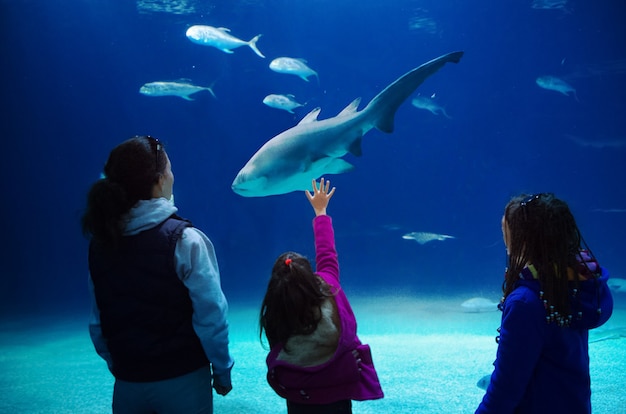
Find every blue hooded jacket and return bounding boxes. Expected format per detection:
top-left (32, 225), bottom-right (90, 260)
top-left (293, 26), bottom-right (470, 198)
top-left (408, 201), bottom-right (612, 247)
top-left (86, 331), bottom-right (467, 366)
top-left (476, 264), bottom-right (613, 414)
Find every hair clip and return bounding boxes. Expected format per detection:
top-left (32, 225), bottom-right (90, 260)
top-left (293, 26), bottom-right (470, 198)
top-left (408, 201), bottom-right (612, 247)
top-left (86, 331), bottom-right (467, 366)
top-left (285, 258), bottom-right (292, 266)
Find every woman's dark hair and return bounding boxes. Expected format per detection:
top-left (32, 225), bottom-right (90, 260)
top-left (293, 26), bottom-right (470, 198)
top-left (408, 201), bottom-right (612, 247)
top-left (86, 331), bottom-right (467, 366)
top-left (81, 136), bottom-right (165, 247)
top-left (503, 193), bottom-right (585, 323)
top-left (259, 252), bottom-right (334, 350)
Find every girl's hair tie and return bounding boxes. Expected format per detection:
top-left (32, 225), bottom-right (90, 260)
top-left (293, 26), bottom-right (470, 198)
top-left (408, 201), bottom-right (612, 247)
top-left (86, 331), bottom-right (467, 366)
top-left (285, 258), bottom-right (292, 266)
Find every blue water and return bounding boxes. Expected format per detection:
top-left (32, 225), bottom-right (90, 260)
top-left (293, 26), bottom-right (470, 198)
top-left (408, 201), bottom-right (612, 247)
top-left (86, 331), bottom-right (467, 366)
top-left (1, 0), bottom-right (626, 412)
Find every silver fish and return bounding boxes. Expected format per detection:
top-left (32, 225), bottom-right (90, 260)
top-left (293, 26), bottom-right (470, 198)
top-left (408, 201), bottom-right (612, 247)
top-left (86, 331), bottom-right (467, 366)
top-left (185, 25), bottom-right (264, 58)
top-left (139, 80), bottom-right (216, 101)
top-left (402, 231), bottom-right (455, 245)
top-left (262, 94), bottom-right (305, 114)
top-left (269, 57), bottom-right (319, 82)
top-left (411, 95), bottom-right (451, 118)
top-left (536, 75), bottom-right (578, 100)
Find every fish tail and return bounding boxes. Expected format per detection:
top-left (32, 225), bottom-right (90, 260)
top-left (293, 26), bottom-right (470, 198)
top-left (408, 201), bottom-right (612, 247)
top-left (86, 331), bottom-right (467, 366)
top-left (364, 51), bottom-right (463, 133)
top-left (248, 34), bottom-right (265, 58)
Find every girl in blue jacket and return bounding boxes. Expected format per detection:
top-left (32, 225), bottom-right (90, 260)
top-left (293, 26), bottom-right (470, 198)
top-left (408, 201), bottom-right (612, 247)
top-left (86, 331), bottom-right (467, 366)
top-left (476, 193), bottom-right (613, 414)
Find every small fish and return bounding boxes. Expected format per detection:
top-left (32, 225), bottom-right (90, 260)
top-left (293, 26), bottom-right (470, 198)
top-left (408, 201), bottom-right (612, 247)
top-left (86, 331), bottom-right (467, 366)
top-left (589, 326), bottom-right (626, 343)
top-left (269, 57), bottom-right (319, 83)
top-left (139, 80), bottom-right (216, 101)
top-left (402, 231), bottom-right (455, 245)
top-left (608, 278), bottom-right (626, 293)
top-left (461, 297), bottom-right (499, 313)
top-left (476, 374), bottom-right (491, 390)
top-left (185, 25), bottom-right (265, 58)
top-left (536, 75), bottom-right (578, 100)
top-left (263, 94), bottom-right (305, 113)
top-left (411, 95), bottom-right (451, 118)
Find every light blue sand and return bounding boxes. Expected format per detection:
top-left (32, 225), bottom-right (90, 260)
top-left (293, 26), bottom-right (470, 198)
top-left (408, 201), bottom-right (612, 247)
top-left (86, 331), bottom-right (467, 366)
top-left (1, 294), bottom-right (625, 413)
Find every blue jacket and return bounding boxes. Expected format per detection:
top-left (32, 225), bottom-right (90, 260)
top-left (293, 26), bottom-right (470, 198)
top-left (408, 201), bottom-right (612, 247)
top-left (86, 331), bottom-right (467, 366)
top-left (475, 266), bottom-right (613, 413)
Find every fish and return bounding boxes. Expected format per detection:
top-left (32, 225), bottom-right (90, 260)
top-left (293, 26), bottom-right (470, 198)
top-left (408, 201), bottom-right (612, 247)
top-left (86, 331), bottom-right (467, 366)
top-left (185, 25), bottom-right (265, 58)
top-left (402, 231), bottom-right (455, 245)
top-left (231, 51), bottom-right (464, 197)
top-left (536, 75), bottom-right (578, 100)
top-left (269, 57), bottom-right (319, 82)
top-left (262, 94), bottom-right (305, 114)
top-left (608, 278), bottom-right (626, 293)
top-left (139, 80), bottom-right (216, 101)
top-left (476, 374), bottom-right (491, 390)
top-left (461, 297), bottom-right (499, 313)
top-left (411, 95), bottom-right (451, 118)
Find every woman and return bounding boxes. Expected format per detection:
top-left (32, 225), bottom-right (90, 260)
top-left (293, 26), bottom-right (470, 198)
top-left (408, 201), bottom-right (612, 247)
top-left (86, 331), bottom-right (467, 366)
top-left (260, 178), bottom-right (384, 414)
top-left (82, 135), bottom-right (233, 413)
top-left (476, 193), bottom-right (613, 413)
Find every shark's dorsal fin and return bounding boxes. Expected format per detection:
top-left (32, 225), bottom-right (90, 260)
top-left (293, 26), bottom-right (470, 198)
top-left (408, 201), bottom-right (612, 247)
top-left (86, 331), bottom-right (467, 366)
top-left (298, 108), bottom-right (321, 125)
top-left (217, 27), bottom-right (231, 32)
top-left (337, 98), bottom-right (361, 117)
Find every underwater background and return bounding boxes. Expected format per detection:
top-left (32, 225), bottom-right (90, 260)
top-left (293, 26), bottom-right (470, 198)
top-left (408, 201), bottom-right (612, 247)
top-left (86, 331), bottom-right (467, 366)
top-left (1, 0), bottom-right (625, 412)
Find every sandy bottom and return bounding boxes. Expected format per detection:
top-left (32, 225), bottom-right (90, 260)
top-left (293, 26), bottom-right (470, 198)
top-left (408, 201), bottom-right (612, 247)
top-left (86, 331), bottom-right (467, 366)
top-left (1, 293), bottom-right (625, 413)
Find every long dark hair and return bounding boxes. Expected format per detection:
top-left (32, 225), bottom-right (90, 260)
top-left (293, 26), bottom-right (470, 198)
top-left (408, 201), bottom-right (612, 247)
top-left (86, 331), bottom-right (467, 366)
top-left (259, 252), bottom-right (334, 350)
top-left (81, 136), bottom-right (165, 247)
top-left (503, 193), bottom-right (586, 322)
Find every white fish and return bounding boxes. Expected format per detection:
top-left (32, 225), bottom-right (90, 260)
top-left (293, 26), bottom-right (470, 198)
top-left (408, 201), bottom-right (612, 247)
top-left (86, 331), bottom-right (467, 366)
top-left (269, 57), bottom-right (319, 82)
top-left (411, 95), bottom-right (451, 118)
top-left (263, 94), bottom-right (305, 113)
top-left (139, 80), bottom-right (216, 101)
top-left (536, 75), bottom-right (578, 100)
top-left (231, 51), bottom-right (464, 197)
top-left (461, 297), bottom-right (499, 313)
top-left (608, 278), bottom-right (626, 293)
top-left (402, 231), bottom-right (455, 245)
top-left (185, 25), bottom-right (265, 58)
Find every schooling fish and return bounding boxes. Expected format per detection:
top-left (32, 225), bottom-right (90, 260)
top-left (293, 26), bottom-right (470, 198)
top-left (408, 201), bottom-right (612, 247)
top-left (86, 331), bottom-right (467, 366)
top-left (231, 51), bottom-right (463, 197)
top-left (402, 231), bottom-right (455, 245)
top-left (185, 25), bottom-right (265, 58)
top-left (139, 80), bottom-right (216, 101)
top-left (411, 95), bottom-right (451, 118)
top-left (263, 94), bottom-right (305, 114)
top-left (536, 75), bottom-right (578, 100)
top-left (269, 57), bottom-right (319, 82)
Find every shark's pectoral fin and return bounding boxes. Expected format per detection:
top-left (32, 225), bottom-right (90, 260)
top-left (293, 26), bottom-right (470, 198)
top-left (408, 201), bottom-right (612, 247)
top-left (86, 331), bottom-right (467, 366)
top-left (348, 137), bottom-right (363, 157)
top-left (309, 157), bottom-right (355, 176)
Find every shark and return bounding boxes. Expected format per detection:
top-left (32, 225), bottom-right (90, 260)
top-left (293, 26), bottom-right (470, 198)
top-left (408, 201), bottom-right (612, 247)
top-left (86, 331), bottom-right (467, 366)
top-left (185, 25), bottom-right (265, 58)
top-left (232, 51), bottom-right (464, 197)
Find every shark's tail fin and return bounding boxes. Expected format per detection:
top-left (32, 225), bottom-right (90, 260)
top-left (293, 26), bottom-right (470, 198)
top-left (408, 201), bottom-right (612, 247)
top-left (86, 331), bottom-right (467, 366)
top-left (364, 51), bottom-right (463, 133)
top-left (248, 34), bottom-right (265, 58)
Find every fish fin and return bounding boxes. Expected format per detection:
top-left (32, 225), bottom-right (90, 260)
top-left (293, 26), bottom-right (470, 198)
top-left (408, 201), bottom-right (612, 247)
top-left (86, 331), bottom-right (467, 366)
top-left (217, 27), bottom-right (231, 32)
top-left (222, 49), bottom-right (235, 54)
top-left (298, 107), bottom-right (321, 125)
top-left (182, 95), bottom-right (194, 101)
top-left (365, 51), bottom-right (464, 134)
top-left (337, 98), bottom-right (361, 117)
top-left (248, 34), bottom-right (265, 58)
top-left (319, 158), bottom-right (355, 174)
top-left (348, 137), bottom-right (363, 157)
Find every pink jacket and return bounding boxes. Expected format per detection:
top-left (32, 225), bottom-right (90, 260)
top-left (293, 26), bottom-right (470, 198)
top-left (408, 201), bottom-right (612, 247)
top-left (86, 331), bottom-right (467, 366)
top-left (266, 215), bottom-right (384, 404)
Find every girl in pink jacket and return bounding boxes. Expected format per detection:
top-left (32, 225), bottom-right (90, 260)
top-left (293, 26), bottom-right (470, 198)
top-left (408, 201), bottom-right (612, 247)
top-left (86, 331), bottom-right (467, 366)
top-left (260, 178), bottom-right (383, 414)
